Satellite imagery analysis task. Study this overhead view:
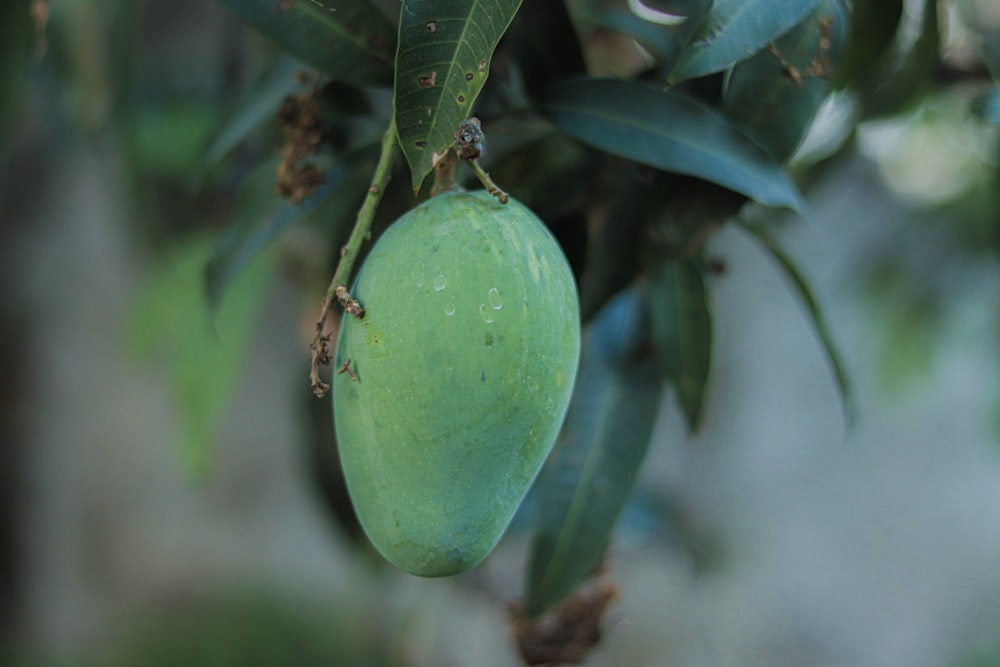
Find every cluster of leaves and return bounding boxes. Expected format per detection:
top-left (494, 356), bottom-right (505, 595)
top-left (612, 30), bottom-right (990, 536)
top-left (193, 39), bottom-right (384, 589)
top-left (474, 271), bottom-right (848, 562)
top-left (201, 0), bottom-right (1000, 646)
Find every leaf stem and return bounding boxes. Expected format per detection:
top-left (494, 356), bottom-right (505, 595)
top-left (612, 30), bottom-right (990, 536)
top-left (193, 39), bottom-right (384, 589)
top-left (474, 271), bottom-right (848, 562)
top-left (310, 117), bottom-right (398, 397)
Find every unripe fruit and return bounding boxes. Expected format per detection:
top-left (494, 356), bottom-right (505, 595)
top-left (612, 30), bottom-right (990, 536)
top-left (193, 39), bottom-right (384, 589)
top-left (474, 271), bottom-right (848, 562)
top-left (333, 191), bottom-right (580, 576)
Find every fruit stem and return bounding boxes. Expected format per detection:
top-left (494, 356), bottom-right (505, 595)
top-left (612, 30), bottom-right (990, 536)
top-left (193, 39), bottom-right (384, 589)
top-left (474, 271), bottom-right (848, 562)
top-left (310, 116), bottom-right (398, 397)
top-left (465, 159), bottom-right (508, 205)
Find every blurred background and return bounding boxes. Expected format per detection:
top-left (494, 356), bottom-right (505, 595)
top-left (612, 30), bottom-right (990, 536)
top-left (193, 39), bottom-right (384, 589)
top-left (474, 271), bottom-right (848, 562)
top-left (3, 0), bottom-right (1000, 665)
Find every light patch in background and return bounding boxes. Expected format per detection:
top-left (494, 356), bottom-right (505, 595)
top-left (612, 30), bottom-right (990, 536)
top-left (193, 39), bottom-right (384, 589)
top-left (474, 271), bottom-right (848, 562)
top-left (857, 98), bottom-right (999, 206)
top-left (627, 0), bottom-right (688, 26)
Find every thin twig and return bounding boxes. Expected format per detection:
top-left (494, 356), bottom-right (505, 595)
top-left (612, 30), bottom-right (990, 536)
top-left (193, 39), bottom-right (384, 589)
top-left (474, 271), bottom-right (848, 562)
top-left (310, 117), bottom-right (398, 397)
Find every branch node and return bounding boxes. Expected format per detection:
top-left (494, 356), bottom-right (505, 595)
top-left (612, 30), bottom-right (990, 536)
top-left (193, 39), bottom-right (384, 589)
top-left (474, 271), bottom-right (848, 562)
top-left (335, 285), bottom-right (365, 318)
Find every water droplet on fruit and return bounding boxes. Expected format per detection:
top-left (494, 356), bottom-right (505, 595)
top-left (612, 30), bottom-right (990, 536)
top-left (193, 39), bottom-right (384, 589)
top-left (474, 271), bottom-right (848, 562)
top-left (488, 287), bottom-right (502, 310)
top-left (434, 274), bottom-right (447, 291)
top-left (479, 304), bottom-right (495, 324)
top-left (444, 303), bottom-right (455, 316)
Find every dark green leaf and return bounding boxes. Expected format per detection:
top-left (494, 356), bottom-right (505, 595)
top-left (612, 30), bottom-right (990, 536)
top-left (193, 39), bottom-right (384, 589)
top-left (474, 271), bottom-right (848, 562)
top-left (526, 287), bottom-right (664, 616)
top-left (128, 237), bottom-right (275, 475)
top-left (576, 0), bottom-right (713, 71)
top-left (395, 0), bottom-right (522, 191)
top-left (722, 0), bottom-right (849, 163)
top-left (217, 0), bottom-right (395, 86)
top-left (197, 58), bottom-right (311, 183)
top-left (834, 0), bottom-right (903, 87)
top-left (646, 260), bottom-right (712, 430)
top-left (671, 0), bottom-right (825, 82)
top-left (0, 0), bottom-right (32, 139)
top-left (485, 131), bottom-right (600, 222)
top-left (206, 147), bottom-right (374, 309)
top-left (741, 225), bottom-right (856, 426)
top-left (860, 0), bottom-right (940, 119)
top-left (542, 78), bottom-right (801, 209)
top-left (504, 1), bottom-right (586, 102)
top-left (579, 165), bottom-right (672, 322)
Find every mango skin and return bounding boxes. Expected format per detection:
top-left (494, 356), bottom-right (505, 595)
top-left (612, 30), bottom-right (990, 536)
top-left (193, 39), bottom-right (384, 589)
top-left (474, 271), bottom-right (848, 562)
top-left (333, 191), bottom-right (580, 577)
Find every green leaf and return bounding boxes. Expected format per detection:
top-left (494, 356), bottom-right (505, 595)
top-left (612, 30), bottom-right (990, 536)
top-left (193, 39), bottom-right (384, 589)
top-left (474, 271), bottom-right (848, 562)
top-left (671, 0), bottom-right (825, 82)
top-left (542, 78), bottom-right (801, 209)
top-left (526, 287), bottom-right (664, 616)
top-left (217, 0), bottom-right (395, 86)
top-left (197, 58), bottom-right (311, 184)
top-left (394, 0), bottom-right (523, 191)
top-left (576, 0), bottom-right (714, 72)
top-left (646, 260), bottom-right (713, 430)
top-left (834, 0), bottom-right (903, 88)
top-left (206, 147), bottom-right (374, 310)
top-left (128, 237), bottom-right (275, 475)
top-left (741, 225), bottom-right (856, 426)
top-left (722, 0), bottom-right (849, 163)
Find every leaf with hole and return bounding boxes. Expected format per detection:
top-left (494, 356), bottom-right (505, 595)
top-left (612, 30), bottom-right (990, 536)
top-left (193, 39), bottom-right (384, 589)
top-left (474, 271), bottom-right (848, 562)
top-left (542, 77), bottom-right (801, 209)
top-left (217, 0), bottom-right (395, 86)
top-left (394, 0), bottom-right (522, 191)
top-left (671, 0), bottom-right (825, 82)
top-left (525, 286), bottom-right (663, 616)
top-left (722, 0), bottom-right (849, 163)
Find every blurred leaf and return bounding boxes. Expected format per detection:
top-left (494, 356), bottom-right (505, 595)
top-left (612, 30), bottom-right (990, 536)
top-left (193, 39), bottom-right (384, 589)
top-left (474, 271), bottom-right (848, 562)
top-left (722, 0), bottom-right (849, 163)
top-left (526, 287), bottom-right (664, 616)
top-left (860, 0), bottom-right (940, 119)
top-left (981, 86), bottom-right (1000, 127)
top-left (129, 237), bottom-right (275, 475)
top-left (0, 0), bottom-right (32, 139)
top-left (834, 0), bottom-right (903, 87)
top-left (216, 0), bottom-right (395, 86)
top-left (542, 77), bottom-right (801, 209)
top-left (128, 104), bottom-right (221, 179)
top-left (505, 1), bottom-right (586, 102)
top-left (206, 146), bottom-right (374, 310)
top-left (395, 0), bottom-right (522, 191)
top-left (197, 58), bottom-right (312, 184)
top-left (742, 225), bottom-right (856, 425)
top-left (646, 260), bottom-right (712, 430)
top-left (671, 0), bottom-right (824, 82)
top-left (576, 0), bottom-right (713, 71)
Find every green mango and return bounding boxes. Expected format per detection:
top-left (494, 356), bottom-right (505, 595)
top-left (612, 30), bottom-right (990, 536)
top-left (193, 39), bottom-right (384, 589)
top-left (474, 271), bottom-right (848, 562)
top-left (333, 190), bottom-right (581, 577)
